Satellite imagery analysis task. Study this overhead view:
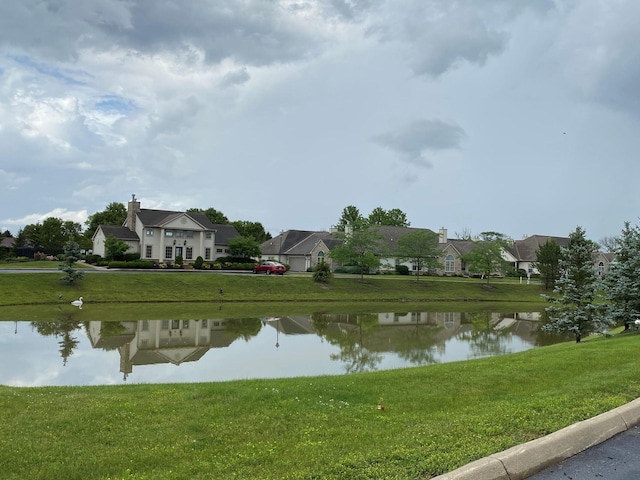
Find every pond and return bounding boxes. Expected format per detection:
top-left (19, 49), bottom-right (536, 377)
top-left (0, 306), bottom-right (567, 387)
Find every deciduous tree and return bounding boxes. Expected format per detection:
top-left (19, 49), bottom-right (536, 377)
top-left (228, 236), bottom-right (261, 259)
top-left (85, 202), bottom-right (127, 239)
top-left (395, 230), bottom-right (440, 281)
top-left (462, 232), bottom-right (511, 283)
top-left (104, 236), bottom-right (130, 261)
top-left (329, 225), bottom-right (384, 280)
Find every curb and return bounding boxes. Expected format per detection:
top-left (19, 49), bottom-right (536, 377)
top-left (431, 397), bottom-right (640, 480)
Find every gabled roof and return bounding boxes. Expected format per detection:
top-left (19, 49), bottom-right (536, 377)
top-left (439, 238), bottom-right (476, 256)
top-left (136, 209), bottom-right (217, 230)
top-left (511, 235), bottom-right (570, 262)
top-left (261, 230), bottom-right (342, 256)
top-left (208, 224), bottom-right (240, 245)
top-left (98, 225), bottom-right (140, 241)
top-left (0, 236), bottom-right (15, 249)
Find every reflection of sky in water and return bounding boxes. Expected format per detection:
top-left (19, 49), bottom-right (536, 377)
top-left (0, 318), bottom-right (542, 387)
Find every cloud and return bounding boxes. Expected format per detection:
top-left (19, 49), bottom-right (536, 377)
top-left (2, 208), bottom-right (89, 230)
top-left (373, 119), bottom-right (466, 167)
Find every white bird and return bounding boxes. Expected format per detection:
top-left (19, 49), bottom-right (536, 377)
top-left (71, 297), bottom-right (83, 309)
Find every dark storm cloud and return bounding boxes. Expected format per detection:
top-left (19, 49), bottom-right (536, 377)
top-left (0, 0), bottom-right (344, 66)
top-left (372, 119), bottom-right (466, 167)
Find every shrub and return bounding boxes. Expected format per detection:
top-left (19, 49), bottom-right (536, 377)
top-left (85, 254), bottom-right (102, 264)
top-left (334, 265), bottom-right (365, 275)
top-left (33, 252), bottom-right (47, 261)
top-left (194, 256), bottom-right (204, 269)
top-left (123, 253), bottom-right (141, 262)
top-left (395, 265), bottom-right (410, 275)
top-left (175, 255), bottom-right (183, 267)
top-left (313, 261), bottom-right (332, 283)
top-left (107, 261), bottom-right (154, 269)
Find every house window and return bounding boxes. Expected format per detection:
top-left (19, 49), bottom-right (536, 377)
top-left (205, 232), bottom-right (212, 239)
top-left (161, 320), bottom-right (169, 330)
top-left (165, 230), bottom-right (174, 237)
top-left (165, 246), bottom-right (173, 259)
top-left (217, 248), bottom-right (223, 253)
top-left (205, 248), bottom-right (211, 260)
top-left (598, 262), bottom-right (605, 276)
top-left (141, 320), bottom-right (149, 331)
top-left (171, 320), bottom-right (180, 330)
top-left (145, 245), bottom-right (152, 259)
top-left (183, 320), bottom-right (189, 329)
top-left (186, 231), bottom-right (194, 238)
top-left (445, 255), bottom-right (455, 273)
top-left (202, 319), bottom-right (208, 328)
top-left (317, 251), bottom-right (325, 264)
top-left (186, 247), bottom-right (193, 260)
top-left (176, 230), bottom-right (184, 238)
top-left (145, 229), bottom-right (153, 236)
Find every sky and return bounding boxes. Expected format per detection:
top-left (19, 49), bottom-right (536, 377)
top-left (1, 0), bottom-right (639, 243)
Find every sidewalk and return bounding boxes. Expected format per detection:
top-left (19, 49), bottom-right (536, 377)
top-left (431, 397), bottom-right (640, 480)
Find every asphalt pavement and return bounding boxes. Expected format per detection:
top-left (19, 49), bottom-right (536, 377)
top-left (431, 397), bottom-right (640, 480)
top-left (528, 424), bottom-right (640, 480)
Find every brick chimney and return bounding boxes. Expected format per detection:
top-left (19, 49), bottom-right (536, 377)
top-left (127, 194), bottom-right (141, 231)
top-left (438, 227), bottom-right (448, 244)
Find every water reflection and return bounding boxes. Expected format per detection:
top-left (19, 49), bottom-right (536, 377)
top-left (1, 309), bottom-right (568, 386)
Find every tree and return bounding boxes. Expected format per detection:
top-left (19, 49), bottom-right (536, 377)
top-left (329, 225), bottom-right (384, 280)
top-left (395, 230), bottom-right (441, 281)
top-left (367, 207), bottom-right (410, 227)
top-left (228, 236), bottom-right (261, 259)
top-left (39, 217), bottom-right (67, 254)
top-left (104, 236), bottom-right (130, 261)
top-left (84, 202), bottom-right (127, 239)
top-left (188, 207), bottom-right (229, 225)
top-left (535, 239), bottom-right (562, 290)
top-left (604, 221), bottom-right (640, 331)
top-left (542, 226), bottom-right (610, 343)
top-left (17, 223), bottom-right (42, 250)
top-left (59, 240), bottom-right (84, 285)
top-left (312, 260), bottom-right (332, 283)
top-left (462, 232), bottom-right (511, 283)
top-left (231, 221), bottom-right (271, 243)
top-left (336, 205), bottom-right (363, 232)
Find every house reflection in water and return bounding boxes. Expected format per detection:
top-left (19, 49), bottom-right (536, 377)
top-left (88, 319), bottom-right (235, 380)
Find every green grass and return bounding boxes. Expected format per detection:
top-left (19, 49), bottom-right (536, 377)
top-left (1, 334), bottom-right (639, 479)
top-left (0, 272), bottom-right (546, 307)
top-left (0, 260), bottom-right (92, 269)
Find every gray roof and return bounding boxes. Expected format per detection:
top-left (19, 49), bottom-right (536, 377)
top-left (374, 226), bottom-right (436, 254)
top-left (511, 235), bottom-right (570, 262)
top-left (99, 225), bottom-right (140, 241)
top-left (261, 230), bottom-right (342, 256)
top-left (440, 238), bottom-right (476, 256)
top-left (1, 236), bottom-right (15, 248)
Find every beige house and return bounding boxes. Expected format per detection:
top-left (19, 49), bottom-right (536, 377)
top-left (92, 196), bottom-right (239, 263)
top-left (259, 230), bottom-right (342, 272)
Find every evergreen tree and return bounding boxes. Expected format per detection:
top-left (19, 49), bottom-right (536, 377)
top-left (543, 226), bottom-right (611, 343)
top-left (59, 241), bottom-right (84, 285)
top-left (535, 239), bottom-right (562, 290)
top-left (604, 221), bottom-right (640, 331)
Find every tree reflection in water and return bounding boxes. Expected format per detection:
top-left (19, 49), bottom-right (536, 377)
top-left (31, 310), bottom-right (84, 366)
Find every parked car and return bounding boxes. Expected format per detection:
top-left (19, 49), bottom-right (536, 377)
top-left (253, 261), bottom-right (286, 275)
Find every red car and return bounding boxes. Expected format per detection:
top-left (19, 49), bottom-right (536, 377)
top-left (253, 261), bottom-right (286, 275)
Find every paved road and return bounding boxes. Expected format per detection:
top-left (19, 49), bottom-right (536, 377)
top-left (528, 425), bottom-right (640, 480)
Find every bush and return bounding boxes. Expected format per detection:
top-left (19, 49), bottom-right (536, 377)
top-left (85, 254), bottom-right (102, 264)
top-left (334, 265), bottom-right (366, 274)
top-left (395, 265), bottom-right (410, 275)
top-left (194, 256), bottom-right (204, 269)
top-left (33, 252), bottom-right (47, 261)
top-left (107, 261), bottom-right (154, 269)
top-left (175, 255), bottom-right (183, 267)
top-left (123, 253), bottom-right (141, 262)
top-left (313, 262), bottom-right (332, 283)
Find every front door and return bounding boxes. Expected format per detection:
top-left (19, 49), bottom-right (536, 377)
top-left (175, 247), bottom-right (183, 259)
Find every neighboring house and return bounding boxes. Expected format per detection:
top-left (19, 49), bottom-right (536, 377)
top-left (434, 228), bottom-right (476, 276)
top-left (508, 235), bottom-right (570, 274)
top-left (92, 195), bottom-right (239, 263)
top-left (259, 230), bottom-right (342, 272)
top-left (594, 252), bottom-right (616, 277)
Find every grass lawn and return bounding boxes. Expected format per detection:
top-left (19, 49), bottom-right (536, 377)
top-left (1, 334), bottom-right (639, 479)
top-left (2, 271), bottom-right (634, 479)
top-left (0, 271), bottom-right (547, 307)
